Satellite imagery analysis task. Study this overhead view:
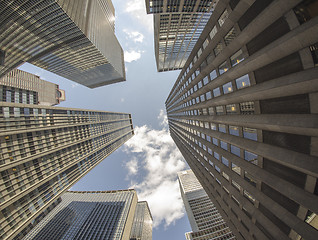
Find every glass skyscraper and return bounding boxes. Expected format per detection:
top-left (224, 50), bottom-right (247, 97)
top-left (22, 190), bottom-right (139, 240)
top-left (178, 169), bottom-right (235, 240)
top-left (0, 103), bottom-right (134, 239)
top-left (1, 69), bottom-right (65, 106)
top-left (0, 0), bottom-right (125, 88)
top-left (145, 0), bottom-right (219, 72)
top-left (130, 201), bottom-right (153, 240)
top-left (166, 0), bottom-right (318, 239)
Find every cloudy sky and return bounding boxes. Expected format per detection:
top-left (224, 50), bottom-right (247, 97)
top-left (19, 0), bottom-right (192, 239)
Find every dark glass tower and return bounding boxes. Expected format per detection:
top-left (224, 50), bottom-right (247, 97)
top-left (22, 190), bottom-right (138, 240)
top-left (166, 0), bottom-right (318, 239)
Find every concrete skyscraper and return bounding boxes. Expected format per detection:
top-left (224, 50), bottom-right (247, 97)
top-left (145, 0), bottom-right (218, 72)
top-left (1, 69), bottom-right (65, 106)
top-left (130, 201), bottom-right (153, 240)
top-left (0, 102), bottom-right (134, 239)
top-left (22, 190), bottom-right (139, 240)
top-left (178, 169), bottom-right (235, 240)
top-left (0, 0), bottom-right (125, 88)
top-left (166, 0), bottom-right (318, 239)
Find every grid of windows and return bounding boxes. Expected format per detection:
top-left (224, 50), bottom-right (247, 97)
top-left (179, 170), bottom-right (235, 240)
top-left (0, 0), bottom-right (125, 88)
top-left (147, 0), bottom-right (219, 71)
top-left (0, 103), bottom-right (134, 239)
top-left (166, 1), bottom-right (318, 240)
top-left (23, 191), bottom-right (137, 240)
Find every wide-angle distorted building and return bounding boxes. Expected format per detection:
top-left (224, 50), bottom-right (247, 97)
top-left (130, 201), bottom-right (153, 240)
top-left (166, 0), bottom-right (318, 239)
top-left (145, 0), bottom-right (219, 72)
top-left (0, 103), bottom-right (134, 239)
top-left (178, 169), bottom-right (236, 240)
top-left (0, 69), bottom-right (65, 106)
top-left (0, 0), bottom-right (125, 88)
top-left (22, 190), bottom-right (150, 240)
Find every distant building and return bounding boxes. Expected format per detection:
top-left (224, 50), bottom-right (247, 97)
top-left (166, 0), bottom-right (318, 239)
top-left (130, 201), bottom-right (153, 240)
top-left (0, 69), bottom-right (65, 106)
top-left (145, 0), bottom-right (218, 72)
top-left (178, 170), bottom-right (235, 240)
top-left (23, 190), bottom-right (139, 240)
top-left (0, 0), bottom-right (125, 88)
top-left (0, 103), bottom-right (134, 239)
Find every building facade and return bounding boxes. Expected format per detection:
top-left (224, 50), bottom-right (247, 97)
top-left (130, 201), bottom-right (153, 240)
top-left (178, 169), bottom-right (235, 240)
top-left (0, 0), bottom-right (125, 88)
top-left (22, 190), bottom-right (138, 240)
top-left (166, 0), bottom-right (318, 239)
top-left (145, 0), bottom-right (219, 72)
top-left (1, 69), bottom-right (65, 106)
top-left (0, 103), bottom-right (134, 239)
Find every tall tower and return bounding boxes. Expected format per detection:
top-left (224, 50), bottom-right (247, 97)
top-left (145, 0), bottom-right (218, 72)
top-left (1, 69), bottom-right (65, 106)
top-left (178, 169), bottom-right (235, 240)
top-left (0, 103), bottom-right (134, 239)
top-left (130, 201), bottom-right (153, 240)
top-left (0, 0), bottom-right (125, 88)
top-left (22, 190), bottom-right (138, 240)
top-left (166, 0), bottom-right (318, 239)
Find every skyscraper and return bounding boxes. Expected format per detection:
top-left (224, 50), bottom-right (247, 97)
top-left (0, 102), bottom-right (134, 239)
top-left (145, 0), bottom-right (218, 72)
top-left (130, 201), bottom-right (153, 240)
top-left (22, 190), bottom-right (139, 240)
top-left (1, 69), bottom-right (65, 106)
top-left (0, 0), bottom-right (125, 88)
top-left (178, 169), bottom-right (236, 240)
top-left (166, 0), bottom-right (318, 239)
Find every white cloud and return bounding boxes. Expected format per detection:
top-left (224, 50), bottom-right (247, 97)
top-left (124, 0), bottom-right (153, 32)
top-left (123, 29), bottom-right (144, 43)
top-left (158, 109), bottom-right (168, 129)
top-left (123, 111), bottom-right (187, 228)
top-left (124, 50), bottom-right (142, 63)
top-left (126, 157), bottom-right (138, 175)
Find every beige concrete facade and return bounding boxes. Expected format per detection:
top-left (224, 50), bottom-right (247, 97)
top-left (0, 102), bottom-right (134, 239)
top-left (166, 0), bottom-right (318, 239)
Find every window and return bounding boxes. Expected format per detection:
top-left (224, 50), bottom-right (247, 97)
top-left (224, 27), bottom-right (236, 45)
top-left (214, 42), bottom-right (223, 56)
top-left (232, 163), bottom-right (241, 175)
top-left (222, 157), bottom-right (229, 166)
top-left (243, 128), bottom-right (257, 141)
top-left (214, 152), bottom-right (220, 160)
top-left (209, 25), bottom-right (217, 39)
top-left (218, 124), bottom-right (226, 133)
top-left (219, 61), bottom-right (229, 74)
top-left (231, 49), bottom-right (244, 66)
top-left (226, 104), bottom-right (237, 114)
top-left (229, 126), bottom-right (239, 136)
top-left (244, 150), bottom-right (258, 165)
top-left (210, 70), bottom-right (217, 81)
top-left (216, 106), bottom-right (224, 115)
top-left (221, 141), bottom-right (228, 150)
top-left (213, 87), bottom-right (221, 97)
top-left (236, 74), bottom-right (250, 89)
top-left (218, 9), bottom-right (229, 26)
top-left (223, 82), bottom-right (233, 94)
top-left (231, 145), bottom-right (240, 156)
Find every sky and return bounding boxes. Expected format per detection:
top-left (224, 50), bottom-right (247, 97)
top-left (18, 0), bottom-right (192, 239)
